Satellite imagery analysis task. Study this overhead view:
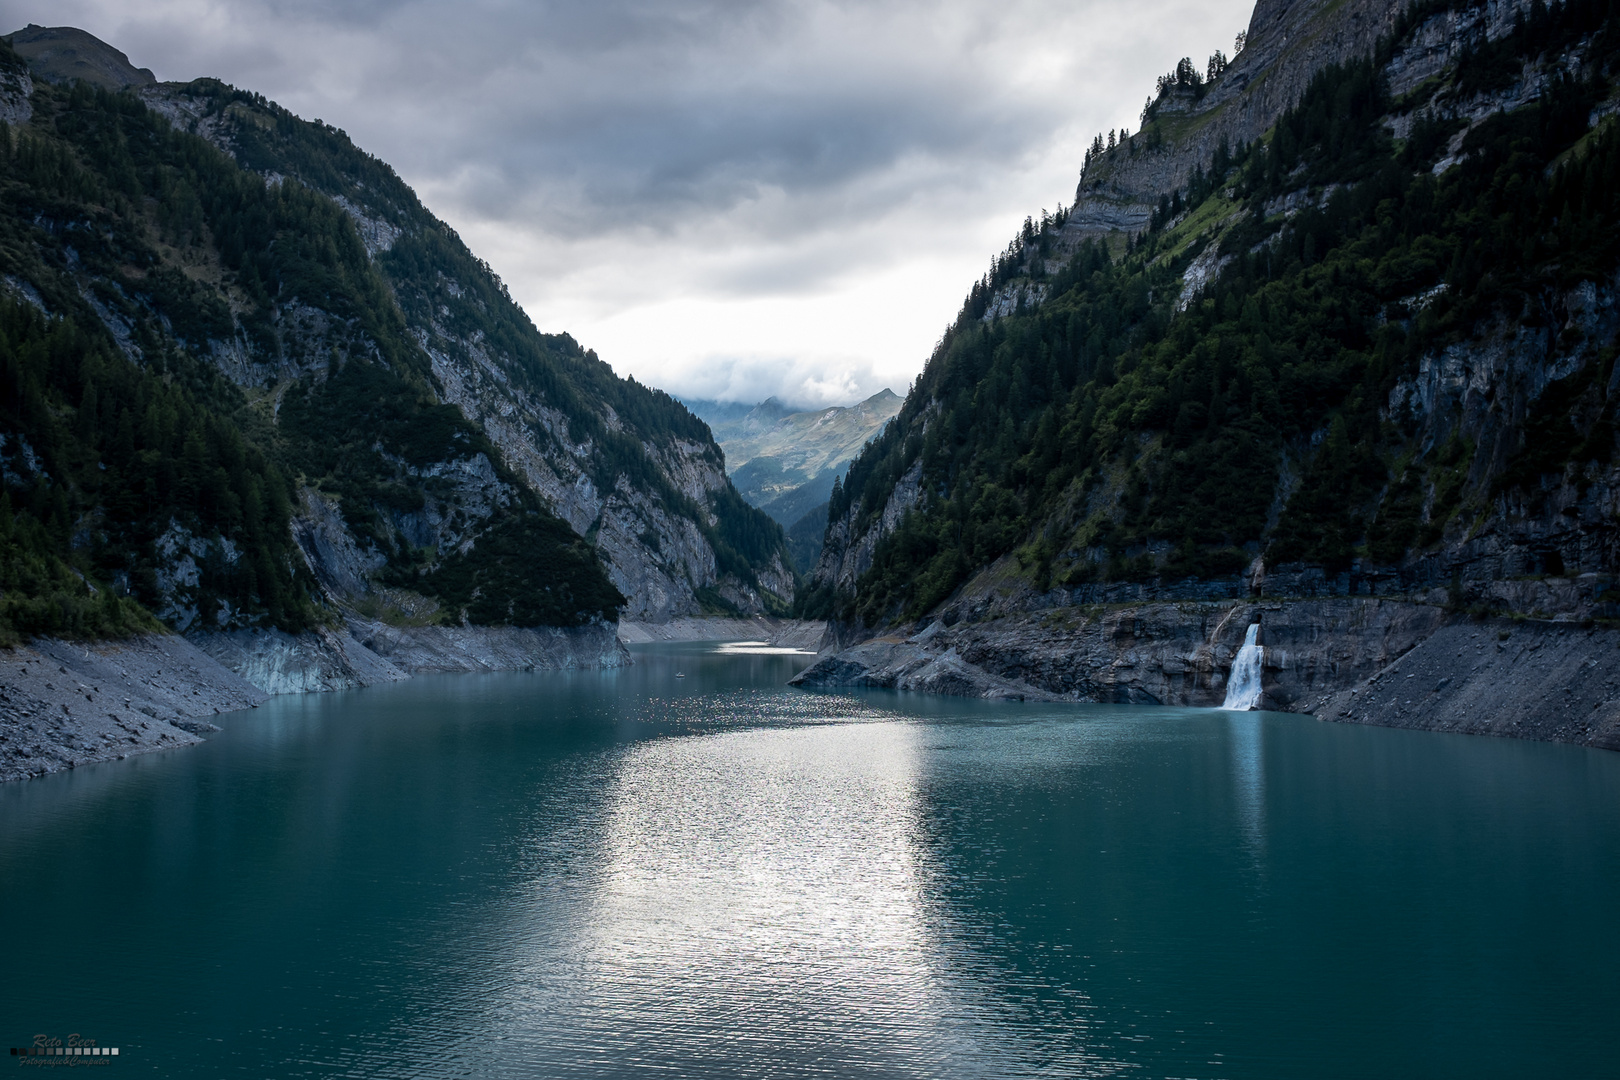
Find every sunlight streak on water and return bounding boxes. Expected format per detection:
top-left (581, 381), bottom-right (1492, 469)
top-left (1228, 712), bottom-right (1267, 860)
top-left (433, 695), bottom-right (1123, 1077)
top-left (712, 641), bottom-right (820, 656)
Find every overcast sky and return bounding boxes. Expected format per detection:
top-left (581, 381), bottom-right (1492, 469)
top-left (2, 0), bottom-right (1251, 408)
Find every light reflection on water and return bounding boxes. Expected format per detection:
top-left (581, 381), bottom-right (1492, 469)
top-left (1227, 712), bottom-right (1267, 860)
top-left (487, 718), bottom-right (1112, 1078)
top-left (1, 642), bottom-right (1617, 1079)
top-left (711, 641), bottom-right (820, 656)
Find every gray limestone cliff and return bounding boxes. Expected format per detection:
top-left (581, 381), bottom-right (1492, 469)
top-left (1065, 0), bottom-right (1410, 241)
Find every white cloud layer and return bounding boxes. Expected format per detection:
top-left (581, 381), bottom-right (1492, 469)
top-left (1, 0), bottom-right (1253, 408)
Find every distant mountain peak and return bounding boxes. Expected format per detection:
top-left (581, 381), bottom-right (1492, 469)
top-left (4, 25), bottom-right (156, 91)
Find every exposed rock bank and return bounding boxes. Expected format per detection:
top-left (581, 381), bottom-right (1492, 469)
top-left (1308, 621), bottom-right (1620, 750)
top-left (0, 634), bottom-right (267, 783)
top-left (195, 618), bottom-right (628, 695)
top-left (2, 619), bottom-right (630, 783)
top-left (791, 600), bottom-right (1620, 751)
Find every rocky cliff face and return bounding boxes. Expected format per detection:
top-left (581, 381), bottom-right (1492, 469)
top-left (1054, 0), bottom-right (1538, 260)
top-left (1068, 0), bottom-right (1414, 241)
top-left (134, 77), bottom-right (791, 624)
top-left (815, 459), bottom-right (924, 594)
top-left (1378, 277), bottom-right (1620, 595)
top-left (0, 50), bottom-right (29, 126)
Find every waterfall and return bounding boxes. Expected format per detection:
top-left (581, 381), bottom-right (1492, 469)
top-left (1222, 623), bottom-right (1264, 711)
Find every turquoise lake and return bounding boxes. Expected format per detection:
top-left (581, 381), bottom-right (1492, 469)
top-left (2, 642), bottom-right (1617, 1078)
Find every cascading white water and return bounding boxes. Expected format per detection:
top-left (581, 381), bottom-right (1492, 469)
top-left (1222, 623), bottom-right (1264, 711)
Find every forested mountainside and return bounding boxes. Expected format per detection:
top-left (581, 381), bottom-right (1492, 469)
top-left (808, 0), bottom-right (1620, 628)
top-left (0, 28), bottom-right (792, 644)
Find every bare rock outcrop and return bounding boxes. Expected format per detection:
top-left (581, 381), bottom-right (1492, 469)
top-left (342, 617), bottom-right (629, 674)
top-left (0, 617), bottom-right (631, 782)
top-left (0, 59), bottom-right (31, 126)
top-left (1310, 621), bottom-right (1620, 749)
top-left (811, 458), bottom-right (925, 594)
top-left (1067, 0), bottom-right (1417, 244)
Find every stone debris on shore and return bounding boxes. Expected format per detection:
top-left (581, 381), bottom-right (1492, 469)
top-left (0, 634), bottom-right (268, 783)
top-left (1, 616), bottom-right (835, 785)
top-left (1308, 621), bottom-right (1620, 749)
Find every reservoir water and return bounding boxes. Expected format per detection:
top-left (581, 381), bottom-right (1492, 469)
top-left (2, 642), bottom-right (1617, 1079)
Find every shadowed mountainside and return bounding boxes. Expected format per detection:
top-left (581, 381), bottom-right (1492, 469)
top-left (798, 0), bottom-right (1620, 746)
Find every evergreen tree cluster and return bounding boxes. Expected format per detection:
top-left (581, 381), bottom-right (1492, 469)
top-left (0, 299), bottom-right (312, 642)
top-left (1141, 47), bottom-right (1236, 124)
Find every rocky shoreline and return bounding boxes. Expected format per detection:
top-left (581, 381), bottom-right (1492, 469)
top-left (11, 591), bottom-right (1611, 786)
top-left (791, 599), bottom-right (1620, 752)
top-left (0, 619), bottom-right (629, 783)
top-left (0, 634), bottom-right (267, 784)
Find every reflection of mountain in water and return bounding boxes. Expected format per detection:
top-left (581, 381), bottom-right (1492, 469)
top-left (684, 390), bottom-right (902, 572)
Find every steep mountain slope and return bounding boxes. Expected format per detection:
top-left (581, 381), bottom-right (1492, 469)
top-left (801, 0), bottom-right (1620, 742)
top-left (0, 27), bottom-right (792, 651)
top-left (781, 502), bottom-right (835, 579)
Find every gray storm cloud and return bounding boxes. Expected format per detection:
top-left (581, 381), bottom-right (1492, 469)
top-left (0, 0), bottom-right (1252, 405)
